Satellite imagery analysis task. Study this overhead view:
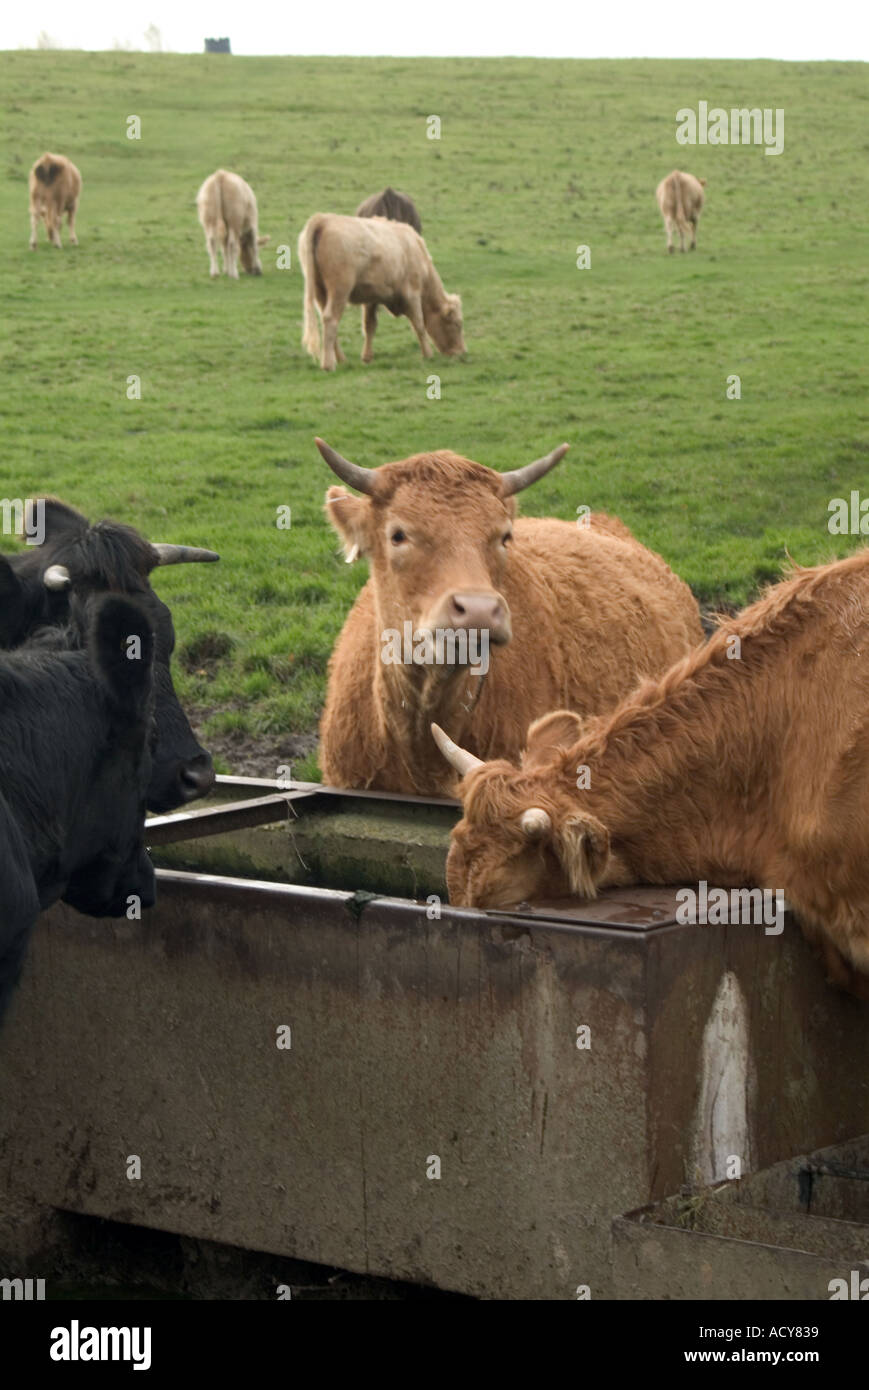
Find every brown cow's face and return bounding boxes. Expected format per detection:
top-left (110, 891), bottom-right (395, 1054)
top-left (447, 806), bottom-right (555, 909)
top-left (439, 712), bottom-right (612, 909)
top-left (426, 294), bottom-right (466, 356)
top-left (326, 453), bottom-right (517, 674)
top-left (446, 768), bottom-right (611, 908)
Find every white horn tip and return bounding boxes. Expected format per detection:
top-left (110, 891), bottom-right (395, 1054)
top-left (43, 564), bottom-right (71, 591)
top-left (430, 723), bottom-right (485, 777)
top-left (520, 807), bottom-right (552, 839)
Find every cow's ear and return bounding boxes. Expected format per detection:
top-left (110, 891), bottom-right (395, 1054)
top-left (0, 553), bottom-right (21, 602)
top-left (30, 497), bottom-right (87, 543)
top-left (522, 709), bottom-right (585, 770)
top-left (89, 595), bottom-right (155, 721)
top-left (554, 813), bottom-right (610, 898)
top-left (325, 485), bottom-right (372, 562)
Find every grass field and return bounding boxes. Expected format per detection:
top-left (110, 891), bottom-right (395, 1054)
top-left (1, 52), bottom-right (867, 776)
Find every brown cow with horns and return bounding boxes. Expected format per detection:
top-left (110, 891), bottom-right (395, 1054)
top-left (433, 547), bottom-right (869, 999)
top-left (317, 437), bottom-right (703, 796)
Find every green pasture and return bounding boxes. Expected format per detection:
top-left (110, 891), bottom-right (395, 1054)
top-left (0, 52), bottom-right (866, 774)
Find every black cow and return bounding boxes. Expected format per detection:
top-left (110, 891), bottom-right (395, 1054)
top-left (0, 594), bottom-right (157, 1022)
top-left (0, 498), bottom-right (218, 812)
top-left (355, 187), bottom-right (422, 234)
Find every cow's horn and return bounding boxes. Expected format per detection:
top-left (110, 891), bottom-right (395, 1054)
top-left (520, 808), bottom-right (552, 839)
top-left (500, 444), bottom-right (569, 497)
top-left (152, 544), bottom-right (220, 565)
top-left (315, 438), bottom-right (377, 496)
top-left (431, 723), bottom-right (485, 777)
top-left (43, 564), bottom-right (71, 590)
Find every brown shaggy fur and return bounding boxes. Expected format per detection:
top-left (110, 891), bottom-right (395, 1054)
top-left (443, 547), bottom-right (869, 998)
top-left (356, 187), bottom-right (422, 233)
top-left (321, 448), bottom-right (703, 795)
top-left (298, 213), bottom-right (464, 370)
top-left (29, 152), bottom-right (81, 250)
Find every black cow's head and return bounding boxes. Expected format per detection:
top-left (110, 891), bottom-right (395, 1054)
top-left (0, 498), bottom-right (218, 812)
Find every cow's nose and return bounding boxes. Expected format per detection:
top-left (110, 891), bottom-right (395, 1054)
top-left (448, 593), bottom-right (510, 641)
top-left (178, 754), bottom-right (215, 800)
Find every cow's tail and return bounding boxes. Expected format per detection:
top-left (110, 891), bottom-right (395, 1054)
top-left (298, 217), bottom-right (323, 361)
top-left (673, 173), bottom-right (688, 234)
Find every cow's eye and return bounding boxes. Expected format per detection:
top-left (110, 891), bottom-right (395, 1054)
top-left (390, 529), bottom-right (407, 545)
top-left (501, 532), bottom-right (513, 547)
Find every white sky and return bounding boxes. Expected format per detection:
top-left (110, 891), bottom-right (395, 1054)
top-left (4, 0), bottom-right (867, 59)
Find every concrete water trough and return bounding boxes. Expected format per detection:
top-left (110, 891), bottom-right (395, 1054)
top-left (1, 776), bottom-right (868, 1300)
top-left (613, 1134), bottom-right (869, 1300)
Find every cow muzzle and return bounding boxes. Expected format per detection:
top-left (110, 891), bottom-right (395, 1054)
top-left (436, 591), bottom-right (512, 646)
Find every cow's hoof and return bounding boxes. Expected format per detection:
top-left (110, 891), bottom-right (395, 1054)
top-left (361, 354), bottom-right (373, 364)
top-left (667, 246), bottom-right (674, 255)
top-left (29, 243), bottom-right (37, 251)
top-left (70, 237), bottom-right (78, 246)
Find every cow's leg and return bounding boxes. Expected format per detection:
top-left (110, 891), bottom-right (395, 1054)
top-left (406, 297), bottom-right (432, 357)
top-left (689, 217), bottom-right (698, 250)
top-left (320, 295), bottom-right (348, 371)
top-left (361, 304), bottom-right (378, 363)
top-left (67, 200), bottom-right (79, 246)
top-left (225, 232), bottom-right (240, 280)
top-left (49, 208), bottom-right (63, 248)
top-left (665, 217), bottom-right (675, 254)
top-left (29, 206), bottom-right (39, 250)
top-left (205, 230), bottom-right (221, 277)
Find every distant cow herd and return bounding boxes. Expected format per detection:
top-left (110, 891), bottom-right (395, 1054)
top-left (28, 153), bottom-right (706, 369)
top-left (9, 149), bottom-right (868, 1024)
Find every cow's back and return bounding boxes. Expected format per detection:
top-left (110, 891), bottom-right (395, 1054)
top-left (657, 169), bottom-right (704, 217)
top-left (487, 516), bottom-right (702, 720)
top-left (29, 153), bottom-right (80, 208)
top-left (312, 214), bottom-right (430, 294)
top-left (197, 170), bottom-right (256, 234)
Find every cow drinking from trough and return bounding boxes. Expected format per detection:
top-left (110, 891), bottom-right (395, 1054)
top-left (434, 547), bottom-right (869, 999)
top-left (196, 170), bottom-right (270, 278)
top-left (29, 152), bottom-right (81, 250)
top-left (317, 438), bottom-right (703, 796)
top-left (0, 499), bottom-right (218, 812)
top-left (655, 170), bottom-right (706, 253)
top-left (298, 214), bottom-right (464, 370)
top-left (0, 594), bottom-right (157, 1023)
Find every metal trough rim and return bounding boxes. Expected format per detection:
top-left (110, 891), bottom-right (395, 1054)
top-left (148, 777), bottom-right (776, 937)
top-left (154, 867), bottom-right (689, 938)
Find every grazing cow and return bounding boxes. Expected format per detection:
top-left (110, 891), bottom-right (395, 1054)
top-left (0, 498), bottom-right (218, 812)
top-left (356, 187), bottom-right (422, 234)
top-left (317, 438), bottom-right (703, 796)
top-left (29, 152), bottom-right (81, 250)
top-left (196, 170), bottom-right (270, 278)
top-left (656, 170), bottom-right (706, 253)
top-left (298, 214), bottom-right (464, 370)
top-left (433, 548), bottom-right (869, 999)
top-left (0, 594), bottom-right (156, 1023)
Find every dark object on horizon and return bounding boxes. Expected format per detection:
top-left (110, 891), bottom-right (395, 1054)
top-left (204, 37), bottom-right (231, 54)
top-left (355, 187), bottom-right (422, 234)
